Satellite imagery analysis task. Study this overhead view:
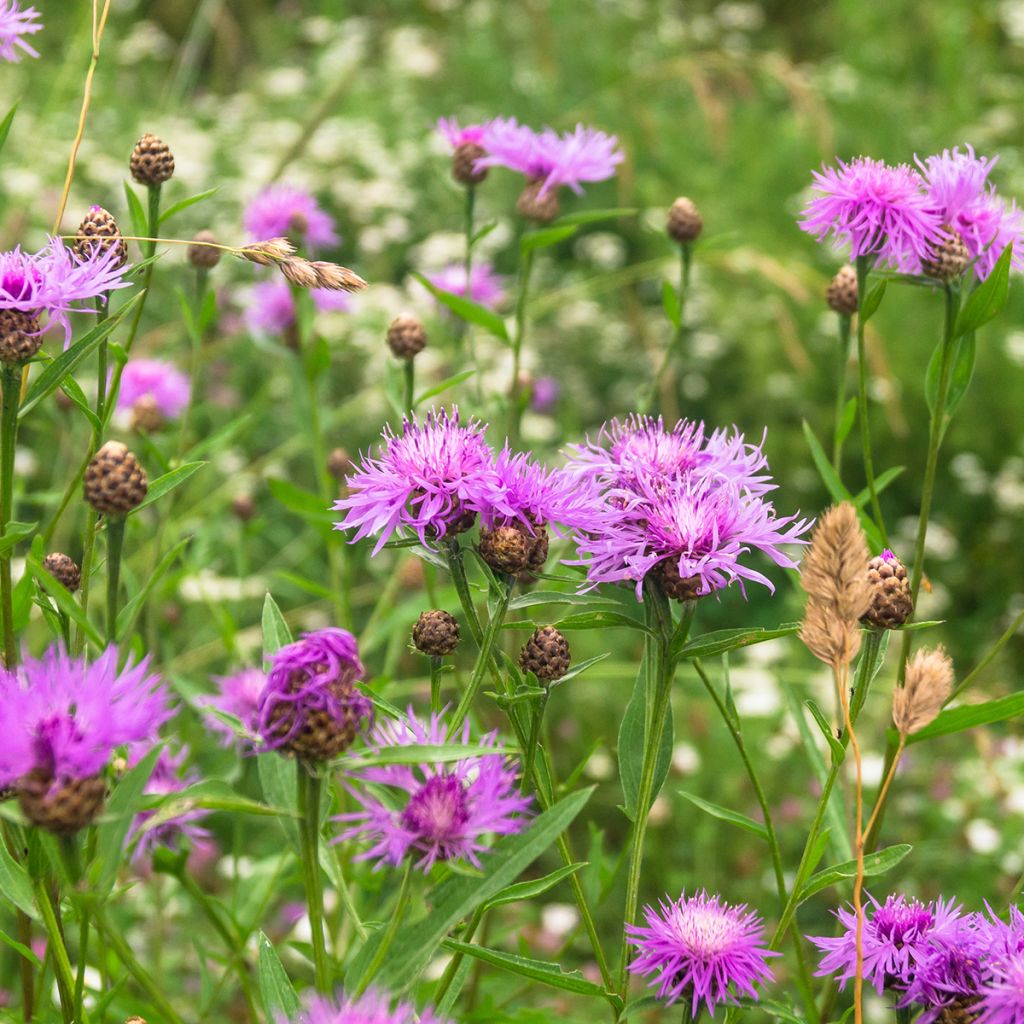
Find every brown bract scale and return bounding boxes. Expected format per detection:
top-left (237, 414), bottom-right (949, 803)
top-left (84, 441), bottom-right (148, 516)
top-left (649, 557), bottom-right (704, 602)
top-left (0, 309), bottom-right (42, 364)
top-left (519, 625), bottom-right (571, 681)
top-left (667, 196), bottom-right (703, 244)
top-left (517, 179), bottom-right (560, 224)
top-left (518, 521), bottom-right (550, 581)
top-left (922, 228), bottom-right (970, 282)
top-left (826, 264), bottom-right (858, 315)
top-left (386, 315), bottom-right (428, 359)
top-left (42, 552), bottom-right (81, 592)
top-left (189, 230), bottom-right (222, 268)
top-left (19, 771), bottom-right (107, 834)
top-left (936, 997), bottom-right (979, 1024)
top-left (73, 207), bottom-right (128, 267)
top-left (412, 609), bottom-right (461, 656)
top-left (453, 142), bottom-right (488, 186)
top-left (129, 133), bottom-right (175, 186)
top-left (264, 669), bottom-right (365, 762)
top-left (479, 525), bottom-right (530, 575)
top-left (862, 553), bottom-right (914, 629)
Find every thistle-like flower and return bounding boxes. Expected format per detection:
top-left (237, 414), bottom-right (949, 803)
top-left (244, 184), bottom-right (339, 252)
top-left (285, 988), bottom-right (452, 1024)
top-left (626, 889), bottom-right (777, 1015)
top-left (0, 1), bottom-right (41, 62)
top-left (244, 280), bottom-right (354, 337)
top-left (978, 950), bottom-right (1024, 1024)
top-left (334, 708), bottom-right (531, 871)
top-left (203, 668), bottom-right (265, 746)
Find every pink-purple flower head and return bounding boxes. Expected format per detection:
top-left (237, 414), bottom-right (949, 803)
top-left (127, 745), bottom-right (209, 865)
top-left (980, 950), bottom-right (1024, 1024)
top-left (626, 889), bottom-right (777, 1016)
top-left (203, 667), bottom-right (265, 747)
top-left (116, 358), bottom-right (191, 420)
top-left (334, 708), bottom-right (531, 872)
top-left (333, 407), bottom-right (500, 553)
top-left (244, 184), bottom-right (339, 253)
top-left (0, 1), bottom-right (41, 62)
top-left (436, 116), bottom-right (491, 150)
top-left (0, 238), bottom-right (131, 344)
top-left (245, 281), bottom-right (354, 336)
top-left (284, 988), bottom-right (452, 1024)
top-left (425, 262), bottom-right (506, 309)
top-left (0, 644), bottom-right (171, 792)
top-left (257, 628), bottom-right (372, 761)
top-left (810, 893), bottom-right (961, 995)
top-left (799, 157), bottom-right (945, 272)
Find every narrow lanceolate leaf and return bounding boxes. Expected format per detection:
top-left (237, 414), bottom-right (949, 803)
top-left (115, 536), bottom-right (191, 640)
top-left (0, 838), bottom-right (37, 919)
top-left (859, 280), bottom-right (887, 323)
top-left (158, 187), bottom-right (219, 224)
top-left (134, 462), bottom-right (207, 512)
top-left (619, 660), bottom-right (673, 821)
top-left (256, 753), bottom-right (300, 851)
top-left (661, 279), bottom-right (682, 328)
top-left (677, 791), bottom-right (769, 841)
top-left (954, 243), bottom-right (1013, 338)
top-left (520, 224), bottom-right (579, 253)
top-left (797, 844), bottom-right (912, 904)
top-left (412, 271), bottom-right (510, 344)
top-left (257, 932), bottom-right (300, 1019)
top-left (0, 522), bottom-right (37, 555)
top-left (675, 624), bottom-right (800, 661)
top-left (903, 692), bottom-right (1024, 745)
top-left (354, 787), bottom-right (593, 994)
top-left (483, 863), bottom-right (586, 910)
top-left (262, 592), bottom-right (294, 657)
top-left (0, 103), bottom-right (18, 159)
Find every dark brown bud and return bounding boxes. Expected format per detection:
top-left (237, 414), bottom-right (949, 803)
top-left (42, 552), bottom-right (81, 593)
top-left (83, 441), bottom-right (148, 516)
top-left (327, 447), bottom-right (353, 482)
top-left (667, 196), bottom-right (703, 244)
top-left (0, 309), bottom-right (42, 364)
top-left (73, 206), bottom-right (127, 267)
top-left (232, 494), bottom-right (255, 522)
top-left (452, 142), bottom-right (488, 186)
top-left (519, 625), bottom-right (571, 682)
top-left (130, 395), bottom-right (164, 433)
top-left (922, 228), bottom-right (970, 282)
top-left (861, 551), bottom-right (914, 630)
top-left (129, 133), bottom-right (175, 186)
top-left (479, 526), bottom-right (530, 576)
top-left (19, 771), bottom-right (106, 834)
top-left (826, 265), bottom-right (858, 316)
top-left (189, 229), bottom-right (222, 269)
top-left (412, 609), bottom-right (461, 656)
top-left (517, 179), bottom-right (560, 224)
top-left (650, 557), bottom-right (705, 602)
top-left (386, 315), bottom-right (427, 359)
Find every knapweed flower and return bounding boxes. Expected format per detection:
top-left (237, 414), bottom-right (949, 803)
top-left (898, 913), bottom-right (990, 1018)
top-left (0, 645), bottom-right (171, 833)
top-left (203, 667), bottom-right (265, 746)
top-left (530, 375), bottom-right (560, 414)
top-left (0, 1), bottom-right (41, 62)
top-left (334, 708), bottom-right (531, 871)
top-left (127, 746), bottom-right (209, 865)
top-left (116, 358), bottom-right (191, 421)
top-left (626, 889), bottom-right (776, 1015)
top-left (436, 116), bottom-right (492, 150)
top-left (979, 950), bottom-right (1024, 1024)
top-left (425, 262), bottom-right (506, 309)
top-left (244, 184), bottom-right (339, 252)
top-left (799, 157), bottom-right (945, 272)
top-left (810, 893), bottom-right (961, 994)
top-left (244, 281), bottom-right (354, 337)
top-left (0, 238), bottom-right (130, 343)
top-left (285, 988), bottom-right (452, 1024)
top-left (333, 407), bottom-right (501, 552)
top-left (257, 628), bottom-right (372, 762)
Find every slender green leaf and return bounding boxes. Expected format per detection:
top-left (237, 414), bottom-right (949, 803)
top-left (619, 662), bottom-right (672, 821)
top-left (257, 932), bottom-right (300, 1019)
top-left (661, 279), bottom-right (681, 328)
top-left (267, 477), bottom-right (333, 524)
top-left (520, 224), bottom-right (578, 253)
top-left (27, 555), bottom-right (103, 649)
top-left (123, 182), bottom-right (148, 239)
top-left (860, 280), bottom-right (887, 323)
top-left (804, 699), bottom-right (844, 764)
top-left (904, 692), bottom-right (1024, 745)
top-left (483, 863), bottom-right (586, 910)
top-left (0, 103), bottom-right (18, 159)
top-left (676, 623), bottom-right (799, 661)
top-left (415, 369), bottom-right (475, 404)
top-left (797, 844), bottom-right (912, 904)
top-left (553, 207), bottom-right (636, 226)
top-left (836, 396), bottom-right (858, 445)
top-left (0, 522), bottom-right (36, 555)
top-left (954, 244), bottom-right (1012, 338)
top-left (0, 838), bottom-right (37, 919)
top-left (943, 332), bottom-right (977, 422)
top-left (851, 466), bottom-right (904, 509)
top-left (552, 651), bottom-right (612, 685)
top-left (262, 593), bottom-right (293, 657)
top-left (133, 462), bottom-right (206, 513)
top-left (678, 791), bottom-right (768, 840)
top-left (159, 187), bottom-right (219, 224)
top-left (347, 743), bottom-right (513, 768)
top-left (413, 272), bottom-right (509, 344)
top-left (256, 754), bottom-right (299, 850)
top-left (554, 610), bottom-right (653, 634)
top-left (509, 591), bottom-right (619, 610)
top-left (115, 536), bottom-right (190, 639)
top-left (0, 926), bottom-right (41, 966)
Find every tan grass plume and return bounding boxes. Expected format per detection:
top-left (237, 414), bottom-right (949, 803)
top-left (893, 645), bottom-right (954, 737)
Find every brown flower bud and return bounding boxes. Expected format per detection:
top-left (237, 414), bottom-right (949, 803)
top-left (42, 552), bottom-right (81, 593)
top-left (232, 494), bottom-right (255, 522)
top-left (386, 315), bottom-right (427, 359)
top-left (83, 441), bottom-right (148, 516)
top-left (327, 447), bottom-right (353, 482)
top-left (452, 142), bottom-right (487, 186)
top-left (19, 771), bottom-right (106, 834)
top-left (649, 557), bottom-right (705, 602)
top-left (519, 625), bottom-right (571, 682)
top-left (130, 395), bottom-right (164, 433)
top-left (189, 229), bottom-right (222, 269)
top-left (517, 179), bottom-right (560, 224)
top-left (0, 309), bottom-right (42, 364)
top-left (923, 228), bottom-right (970, 282)
top-left (826, 265), bottom-right (858, 316)
top-left (667, 197), bottom-right (703, 244)
top-left (479, 526), bottom-right (530, 576)
top-left (73, 206), bottom-right (127, 267)
top-left (129, 133), bottom-right (175, 186)
top-left (412, 609), bottom-right (460, 656)
top-left (862, 551), bottom-right (914, 630)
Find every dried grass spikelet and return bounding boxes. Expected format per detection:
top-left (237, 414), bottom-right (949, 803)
top-left (799, 503), bottom-right (872, 666)
top-left (308, 260), bottom-right (367, 292)
top-left (238, 237), bottom-right (296, 266)
top-left (279, 256), bottom-right (320, 288)
top-left (893, 646), bottom-right (954, 737)
top-left (237, 239), bottom-right (368, 293)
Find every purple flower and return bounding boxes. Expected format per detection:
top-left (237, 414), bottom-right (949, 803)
top-left (244, 281), bottom-right (354, 335)
top-left (810, 893), bottom-right (961, 994)
top-left (436, 116), bottom-right (492, 150)
top-left (203, 668), bottom-right (265, 746)
top-left (116, 358), bottom-right (191, 420)
top-left (479, 119), bottom-right (623, 196)
top-left (979, 951), bottom-right (1024, 1024)
top-left (0, 238), bottom-right (131, 343)
top-left (334, 708), bottom-right (531, 871)
top-left (425, 262), bottom-right (506, 309)
top-left (257, 628), bottom-right (372, 759)
top-left (0, 645), bottom-right (171, 791)
top-left (799, 157), bottom-right (945, 272)
top-left (333, 407), bottom-right (501, 553)
top-left (0, 1), bottom-right (41, 62)
top-left (285, 988), bottom-right (451, 1024)
top-left (127, 745), bottom-right (209, 865)
top-left (530, 375), bottom-right (560, 414)
top-left (244, 184), bottom-right (339, 252)
top-left (626, 889), bottom-right (776, 1016)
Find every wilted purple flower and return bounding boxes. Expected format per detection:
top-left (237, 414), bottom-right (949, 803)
top-left (0, 645), bottom-right (171, 791)
top-left (257, 628), bottom-right (372, 760)
top-left (0, 1), bottom-right (41, 62)
top-left (203, 668), bottom-right (265, 746)
top-left (530, 375), bottom-right (561, 414)
top-left (626, 889), bottom-right (776, 1015)
top-left (285, 988), bottom-right (452, 1024)
top-left (245, 281), bottom-right (353, 335)
top-left (116, 358), bottom-right (191, 420)
top-left (810, 893), bottom-right (961, 994)
top-left (333, 407), bottom-right (501, 553)
top-left (127, 745), bottom-right (209, 865)
top-left (0, 239), bottom-right (131, 343)
top-left (426, 262), bottom-right (506, 309)
top-left (335, 708), bottom-right (531, 872)
top-left (899, 913), bottom-right (990, 1019)
top-left (479, 119), bottom-right (623, 196)
top-left (979, 951), bottom-right (1024, 1024)
top-left (244, 184), bottom-right (339, 252)
top-left (799, 157), bottom-right (945, 272)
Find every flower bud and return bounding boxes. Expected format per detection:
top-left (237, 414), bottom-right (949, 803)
top-left (188, 230), bottom-right (222, 269)
top-left (826, 265), bottom-right (858, 315)
top-left (667, 196), bottom-right (703, 244)
top-left (862, 550), bottom-right (913, 630)
top-left (42, 552), bottom-right (81, 593)
top-left (412, 609), bottom-right (460, 656)
top-left (386, 315), bottom-right (427, 359)
top-left (83, 441), bottom-right (148, 516)
top-left (130, 133), bottom-right (175, 186)
top-left (519, 625), bottom-right (571, 682)
top-left (517, 179), bottom-right (560, 224)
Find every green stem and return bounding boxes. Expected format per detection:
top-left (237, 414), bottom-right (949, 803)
top-left (445, 539), bottom-right (484, 646)
top-left (833, 312), bottom-right (853, 476)
top-left (3, 821), bottom-right (34, 1021)
top-left (854, 256), bottom-right (888, 544)
top-left (32, 882), bottom-right (76, 1024)
top-left (354, 860), bottom-right (413, 997)
top-left (403, 358), bottom-right (415, 415)
top-left (896, 1007), bottom-right (911, 1024)
top-left (951, 605), bottom-right (1024, 700)
top-left (649, 242), bottom-right (692, 408)
top-left (433, 903), bottom-right (485, 1010)
top-left (297, 764), bottom-right (330, 991)
top-left (508, 246), bottom-right (536, 444)
top-left (103, 516), bottom-right (125, 644)
top-left (430, 655), bottom-right (444, 713)
top-left (0, 365), bottom-right (21, 667)
top-left (521, 689), bottom-right (549, 795)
